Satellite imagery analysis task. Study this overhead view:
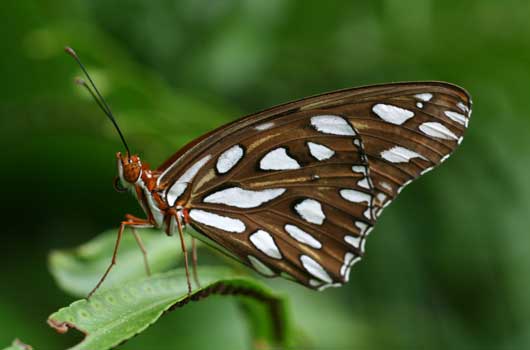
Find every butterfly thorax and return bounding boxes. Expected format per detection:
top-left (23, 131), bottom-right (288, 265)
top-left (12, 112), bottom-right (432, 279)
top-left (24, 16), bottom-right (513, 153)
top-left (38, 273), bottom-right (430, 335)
top-left (116, 152), bottom-right (188, 235)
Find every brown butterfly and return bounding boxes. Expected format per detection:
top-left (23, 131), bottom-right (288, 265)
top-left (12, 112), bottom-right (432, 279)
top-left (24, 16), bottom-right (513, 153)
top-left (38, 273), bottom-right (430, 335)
top-left (66, 48), bottom-right (472, 297)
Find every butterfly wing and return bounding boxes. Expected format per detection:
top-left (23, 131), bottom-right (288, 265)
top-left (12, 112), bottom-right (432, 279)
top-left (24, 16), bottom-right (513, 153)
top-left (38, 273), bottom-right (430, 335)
top-left (157, 82), bottom-right (472, 290)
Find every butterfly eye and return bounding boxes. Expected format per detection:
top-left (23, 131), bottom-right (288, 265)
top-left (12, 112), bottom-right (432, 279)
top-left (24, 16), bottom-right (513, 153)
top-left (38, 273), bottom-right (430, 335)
top-left (113, 176), bottom-right (128, 193)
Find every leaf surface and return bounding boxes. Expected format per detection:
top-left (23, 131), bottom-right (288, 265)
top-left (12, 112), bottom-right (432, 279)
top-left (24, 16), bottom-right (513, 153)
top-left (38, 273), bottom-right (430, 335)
top-left (48, 268), bottom-right (290, 350)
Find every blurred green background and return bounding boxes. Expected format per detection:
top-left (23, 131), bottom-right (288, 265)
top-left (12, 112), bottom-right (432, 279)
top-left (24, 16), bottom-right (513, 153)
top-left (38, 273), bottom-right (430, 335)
top-left (2, 0), bottom-right (530, 349)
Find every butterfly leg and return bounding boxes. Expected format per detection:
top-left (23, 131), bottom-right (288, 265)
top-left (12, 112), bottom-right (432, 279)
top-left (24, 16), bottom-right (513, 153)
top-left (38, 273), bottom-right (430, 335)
top-left (175, 213), bottom-right (193, 295)
top-left (87, 217), bottom-right (152, 299)
top-left (125, 214), bottom-right (153, 277)
top-left (131, 228), bottom-right (152, 276)
top-left (191, 237), bottom-right (200, 287)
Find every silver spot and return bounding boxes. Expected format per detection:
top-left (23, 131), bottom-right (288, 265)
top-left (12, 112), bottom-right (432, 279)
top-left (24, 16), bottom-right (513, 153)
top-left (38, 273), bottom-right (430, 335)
top-left (203, 187), bottom-right (285, 208)
top-left (363, 207), bottom-right (372, 220)
top-left (376, 192), bottom-right (387, 203)
top-left (260, 148), bottom-right (300, 170)
top-left (372, 104), bottom-right (414, 125)
top-left (216, 145), bottom-right (244, 174)
top-left (249, 230), bottom-right (282, 259)
top-left (344, 235), bottom-right (361, 248)
top-left (166, 155), bottom-right (212, 206)
top-left (311, 115), bottom-right (356, 136)
top-left (415, 93), bottom-right (433, 101)
top-left (189, 209), bottom-right (245, 233)
top-left (318, 282), bottom-right (343, 291)
top-left (307, 142), bottom-right (335, 161)
top-left (352, 165), bottom-right (367, 175)
top-left (380, 181), bottom-right (392, 191)
top-left (380, 146), bottom-right (427, 163)
top-left (357, 178), bottom-right (370, 189)
top-left (457, 102), bottom-right (469, 113)
top-left (355, 221), bottom-right (368, 234)
top-left (444, 111), bottom-right (467, 126)
top-left (340, 189), bottom-right (371, 204)
top-left (255, 122), bottom-right (274, 131)
top-left (285, 224), bottom-right (322, 249)
top-left (419, 122), bottom-right (458, 140)
top-left (295, 199), bottom-right (326, 225)
top-left (340, 252), bottom-right (355, 275)
top-left (300, 255), bottom-right (332, 283)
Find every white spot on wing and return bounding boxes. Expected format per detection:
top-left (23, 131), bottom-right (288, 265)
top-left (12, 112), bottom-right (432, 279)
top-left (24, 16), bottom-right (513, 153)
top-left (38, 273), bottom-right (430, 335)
top-left (415, 93), bottom-right (433, 101)
top-left (203, 187), bottom-right (285, 208)
top-left (189, 209), bottom-right (245, 233)
top-left (419, 122), bottom-right (458, 140)
top-left (260, 148), bottom-right (300, 170)
top-left (352, 165), bottom-right (367, 175)
top-left (248, 255), bottom-right (275, 276)
top-left (216, 145), bottom-right (244, 174)
top-left (380, 146), bottom-right (427, 163)
top-left (167, 184), bottom-right (187, 206)
top-left (340, 252), bottom-right (356, 277)
top-left (249, 230), bottom-right (282, 259)
top-left (344, 235), bottom-right (361, 248)
top-left (300, 255), bottom-right (332, 283)
top-left (285, 224), bottom-right (321, 249)
top-left (376, 192), bottom-right (387, 203)
top-left (318, 282), bottom-right (343, 291)
top-left (309, 279), bottom-right (322, 287)
top-left (360, 239), bottom-right (367, 253)
top-left (372, 104), bottom-right (414, 125)
top-left (380, 181), bottom-right (392, 191)
top-left (357, 178), bottom-right (370, 189)
top-left (255, 122), bottom-right (274, 131)
top-left (444, 111), bottom-right (467, 126)
top-left (355, 221), bottom-right (368, 234)
top-left (311, 115), bottom-right (356, 136)
top-left (340, 189), bottom-right (371, 204)
top-left (441, 154), bottom-right (451, 162)
top-left (457, 102), bottom-right (469, 113)
top-left (307, 142), bottom-right (335, 161)
top-left (416, 102), bottom-right (424, 109)
top-left (166, 155), bottom-right (212, 206)
top-left (363, 207), bottom-right (372, 220)
top-left (295, 199), bottom-right (325, 225)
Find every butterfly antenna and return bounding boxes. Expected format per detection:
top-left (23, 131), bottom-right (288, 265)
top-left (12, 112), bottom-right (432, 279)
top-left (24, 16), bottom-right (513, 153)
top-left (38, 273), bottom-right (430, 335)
top-left (65, 46), bottom-right (131, 157)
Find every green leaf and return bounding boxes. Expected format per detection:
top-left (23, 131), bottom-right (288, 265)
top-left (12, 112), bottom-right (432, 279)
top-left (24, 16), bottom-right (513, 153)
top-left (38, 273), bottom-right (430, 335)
top-left (48, 268), bottom-right (290, 350)
top-left (1, 340), bottom-right (32, 350)
top-left (49, 228), bottom-right (198, 297)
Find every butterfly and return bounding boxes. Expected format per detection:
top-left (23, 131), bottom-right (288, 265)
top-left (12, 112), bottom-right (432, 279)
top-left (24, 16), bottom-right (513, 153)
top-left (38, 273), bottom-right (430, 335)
top-left (65, 48), bottom-right (472, 296)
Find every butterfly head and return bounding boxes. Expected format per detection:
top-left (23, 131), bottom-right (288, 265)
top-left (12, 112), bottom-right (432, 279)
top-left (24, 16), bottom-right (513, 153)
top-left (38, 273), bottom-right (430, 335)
top-left (115, 152), bottom-right (142, 191)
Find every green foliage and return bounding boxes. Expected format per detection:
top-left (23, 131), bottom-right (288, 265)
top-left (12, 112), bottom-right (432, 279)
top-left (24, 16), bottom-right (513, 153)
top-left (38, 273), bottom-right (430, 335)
top-left (48, 268), bottom-right (289, 350)
top-left (49, 228), bottom-right (186, 297)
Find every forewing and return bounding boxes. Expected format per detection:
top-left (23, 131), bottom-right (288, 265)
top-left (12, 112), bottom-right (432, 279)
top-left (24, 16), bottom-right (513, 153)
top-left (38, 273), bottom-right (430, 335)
top-left (158, 82), bottom-right (472, 290)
